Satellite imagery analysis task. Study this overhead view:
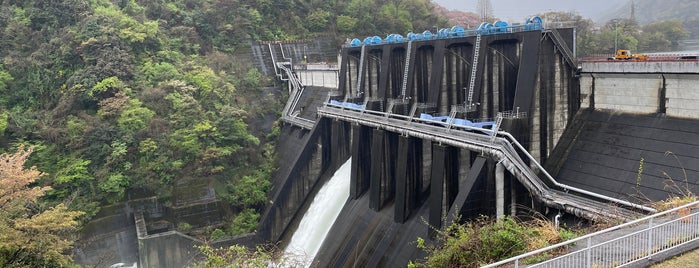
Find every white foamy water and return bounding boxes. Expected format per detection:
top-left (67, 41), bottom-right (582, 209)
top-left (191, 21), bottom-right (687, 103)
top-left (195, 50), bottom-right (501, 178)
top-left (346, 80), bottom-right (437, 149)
top-left (283, 159), bottom-right (352, 267)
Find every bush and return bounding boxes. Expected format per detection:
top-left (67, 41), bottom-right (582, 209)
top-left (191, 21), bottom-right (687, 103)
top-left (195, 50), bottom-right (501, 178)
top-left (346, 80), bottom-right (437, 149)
top-left (478, 217), bottom-right (529, 261)
top-left (414, 216), bottom-right (577, 267)
top-left (177, 222), bottom-right (192, 233)
top-left (229, 208), bottom-right (260, 235)
top-left (210, 229), bottom-right (228, 241)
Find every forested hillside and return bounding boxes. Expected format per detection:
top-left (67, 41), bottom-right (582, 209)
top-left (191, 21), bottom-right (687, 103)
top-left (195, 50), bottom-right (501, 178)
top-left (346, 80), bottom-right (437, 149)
top-left (0, 0), bottom-right (448, 265)
top-left (600, 0), bottom-right (699, 37)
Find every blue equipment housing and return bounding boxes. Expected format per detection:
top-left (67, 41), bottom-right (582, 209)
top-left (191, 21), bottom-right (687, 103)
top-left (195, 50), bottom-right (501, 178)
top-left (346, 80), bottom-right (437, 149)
top-left (451, 26), bottom-right (465, 37)
top-left (349, 38), bottom-right (362, 47)
top-left (493, 21), bottom-right (509, 33)
top-left (526, 16), bottom-right (543, 30)
top-left (345, 17), bottom-right (544, 46)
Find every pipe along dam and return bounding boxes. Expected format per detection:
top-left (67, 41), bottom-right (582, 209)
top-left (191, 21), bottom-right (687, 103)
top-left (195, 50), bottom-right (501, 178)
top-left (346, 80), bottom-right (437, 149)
top-left (73, 19), bottom-right (699, 267)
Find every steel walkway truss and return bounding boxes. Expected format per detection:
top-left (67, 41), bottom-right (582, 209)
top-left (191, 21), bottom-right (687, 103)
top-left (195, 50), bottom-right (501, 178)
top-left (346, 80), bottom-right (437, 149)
top-left (277, 62), bottom-right (314, 130)
top-left (317, 104), bottom-right (656, 222)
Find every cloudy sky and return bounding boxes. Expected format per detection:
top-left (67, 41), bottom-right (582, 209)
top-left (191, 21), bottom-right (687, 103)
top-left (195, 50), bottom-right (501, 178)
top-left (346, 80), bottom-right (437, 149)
top-left (433, 0), bottom-right (626, 22)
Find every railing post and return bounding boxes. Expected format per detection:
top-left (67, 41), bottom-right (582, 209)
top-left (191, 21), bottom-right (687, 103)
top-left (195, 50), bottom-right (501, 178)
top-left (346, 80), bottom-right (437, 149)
top-left (647, 217), bottom-right (654, 259)
top-left (586, 237), bottom-right (591, 267)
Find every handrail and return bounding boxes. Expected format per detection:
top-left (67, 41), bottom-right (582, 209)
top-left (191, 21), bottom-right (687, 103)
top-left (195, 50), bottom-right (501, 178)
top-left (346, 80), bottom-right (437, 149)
top-left (277, 61), bottom-right (315, 130)
top-left (498, 131), bottom-right (656, 214)
top-left (269, 43), bottom-right (283, 79)
top-left (481, 200), bottom-right (699, 268)
top-left (547, 28), bottom-right (578, 69)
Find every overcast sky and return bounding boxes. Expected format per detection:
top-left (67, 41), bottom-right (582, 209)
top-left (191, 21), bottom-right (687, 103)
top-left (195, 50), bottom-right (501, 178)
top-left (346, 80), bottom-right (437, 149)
top-left (433, 0), bottom-right (625, 22)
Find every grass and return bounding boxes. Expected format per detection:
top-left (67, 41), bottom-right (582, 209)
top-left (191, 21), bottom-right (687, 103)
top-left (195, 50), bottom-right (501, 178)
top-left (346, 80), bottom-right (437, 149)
top-left (651, 248), bottom-right (699, 267)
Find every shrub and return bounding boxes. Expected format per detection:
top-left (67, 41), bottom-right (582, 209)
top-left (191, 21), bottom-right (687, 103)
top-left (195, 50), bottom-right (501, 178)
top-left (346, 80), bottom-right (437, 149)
top-left (413, 216), bottom-right (577, 267)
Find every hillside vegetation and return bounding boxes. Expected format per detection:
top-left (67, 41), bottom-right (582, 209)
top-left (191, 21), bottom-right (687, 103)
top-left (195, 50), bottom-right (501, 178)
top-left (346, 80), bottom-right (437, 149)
top-left (0, 0), bottom-right (449, 264)
top-left (601, 0), bottom-right (699, 32)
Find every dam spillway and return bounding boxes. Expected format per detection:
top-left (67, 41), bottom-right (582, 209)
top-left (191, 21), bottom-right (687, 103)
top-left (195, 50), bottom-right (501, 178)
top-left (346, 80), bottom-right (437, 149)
top-left (284, 159), bottom-right (351, 266)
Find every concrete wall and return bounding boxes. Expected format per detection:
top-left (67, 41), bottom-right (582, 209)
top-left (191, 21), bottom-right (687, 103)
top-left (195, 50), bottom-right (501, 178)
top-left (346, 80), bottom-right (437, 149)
top-left (665, 74), bottom-right (699, 118)
top-left (581, 65), bottom-right (699, 119)
top-left (582, 73), bottom-right (661, 113)
top-left (583, 61), bottom-right (699, 74)
top-left (138, 231), bottom-right (200, 268)
top-left (530, 32), bottom-right (578, 163)
top-left (251, 39), bottom-right (338, 76)
top-left (73, 206), bottom-right (138, 267)
top-left (296, 69), bottom-right (339, 88)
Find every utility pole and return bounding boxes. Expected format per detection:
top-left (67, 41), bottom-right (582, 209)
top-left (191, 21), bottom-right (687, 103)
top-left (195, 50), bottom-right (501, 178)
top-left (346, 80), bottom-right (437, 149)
top-left (477, 0), bottom-right (494, 22)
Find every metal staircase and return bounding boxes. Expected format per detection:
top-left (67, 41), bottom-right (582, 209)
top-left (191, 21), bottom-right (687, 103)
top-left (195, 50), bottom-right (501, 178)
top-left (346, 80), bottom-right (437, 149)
top-left (547, 28), bottom-right (578, 70)
top-left (273, 45), bottom-right (314, 130)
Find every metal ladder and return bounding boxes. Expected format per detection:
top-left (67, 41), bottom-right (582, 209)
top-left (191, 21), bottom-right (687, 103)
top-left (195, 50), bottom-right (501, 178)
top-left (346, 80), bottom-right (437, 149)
top-left (355, 45), bottom-right (367, 97)
top-left (466, 34), bottom-right (482, 111)
top-left (446, 106), bottom-right (458, 130)
top-left (400, 41), bottom-right (413, 100)
top-left (490, 113), bottom-right (504, 143)
top-left (408, 102), bottom-right (418, 122)
top-left (385, 101), bottom-right (395, 118)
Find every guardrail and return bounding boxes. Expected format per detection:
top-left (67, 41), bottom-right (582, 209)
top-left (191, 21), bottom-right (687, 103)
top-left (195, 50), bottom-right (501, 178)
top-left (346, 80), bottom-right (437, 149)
top-left (278, 63), bottom-right (315, 129)
top-left (482, 200), bottom-right (699, 268)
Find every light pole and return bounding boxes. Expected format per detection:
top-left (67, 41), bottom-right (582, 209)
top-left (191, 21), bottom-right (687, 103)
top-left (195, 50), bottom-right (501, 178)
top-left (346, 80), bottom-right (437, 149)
top-left (611, 19), bottom-right (620, 53)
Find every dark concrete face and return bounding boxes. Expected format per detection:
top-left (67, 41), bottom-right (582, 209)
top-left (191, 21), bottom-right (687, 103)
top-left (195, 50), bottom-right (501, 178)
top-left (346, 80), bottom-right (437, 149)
top-left (289, 29), bottom-right (582, 266)
top-left (550, 109), bottom-right (699, 203)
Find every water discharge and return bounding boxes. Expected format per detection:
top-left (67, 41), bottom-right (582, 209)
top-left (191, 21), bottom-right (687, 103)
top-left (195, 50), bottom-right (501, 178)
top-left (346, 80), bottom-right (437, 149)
top-left (283, 159), bottom-right (352, 267)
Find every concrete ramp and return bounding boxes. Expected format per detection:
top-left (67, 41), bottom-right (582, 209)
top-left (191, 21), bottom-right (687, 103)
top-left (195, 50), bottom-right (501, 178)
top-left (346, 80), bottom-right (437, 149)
top-left (549, 109), bottom-right (699, 202)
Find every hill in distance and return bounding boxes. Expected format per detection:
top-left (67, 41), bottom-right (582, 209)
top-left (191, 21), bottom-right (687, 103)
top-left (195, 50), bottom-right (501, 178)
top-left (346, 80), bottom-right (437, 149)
top-left (599, 0), bottom-right (699, 25)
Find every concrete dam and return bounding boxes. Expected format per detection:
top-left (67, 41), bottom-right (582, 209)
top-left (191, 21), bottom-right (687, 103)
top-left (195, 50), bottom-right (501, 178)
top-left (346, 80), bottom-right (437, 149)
top-left (252, 20), bottom-right (699, 267)
top-left (72, 21), bottom-right (699, 267)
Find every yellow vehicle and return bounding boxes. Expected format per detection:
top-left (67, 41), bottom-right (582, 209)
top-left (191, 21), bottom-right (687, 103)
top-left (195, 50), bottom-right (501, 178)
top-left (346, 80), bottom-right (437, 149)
top-left (608, 49), bottom-right (649, 61)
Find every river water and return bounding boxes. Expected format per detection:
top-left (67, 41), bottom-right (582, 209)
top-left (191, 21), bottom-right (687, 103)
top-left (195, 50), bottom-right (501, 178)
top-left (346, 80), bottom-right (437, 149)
top-left (283, 159), bottom-right (352, 267)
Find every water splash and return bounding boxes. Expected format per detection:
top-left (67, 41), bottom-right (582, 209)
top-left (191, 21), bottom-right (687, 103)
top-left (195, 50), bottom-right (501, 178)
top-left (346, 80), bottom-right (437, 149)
top-left (283, 159), bottom-right (352, 267)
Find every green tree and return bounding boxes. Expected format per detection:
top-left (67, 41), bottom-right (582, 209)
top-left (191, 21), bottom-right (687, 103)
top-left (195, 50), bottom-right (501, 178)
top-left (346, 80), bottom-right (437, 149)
top-left (0, 147), bottom-right (84, 267)
top-left (0, 67), bottom-right (12, 96)
top-left (306, 9), bottom-right (332, 32)
top-left (337, 15), bottom-right (358, 34)
top-left (641, 19), bottom-right (690, 51)
top-left (229, 208), bottom-right (260, 235)
top-left (537, 11), bottom-right (595, 56)
top-left (117, 99), bottom-right (155, 134)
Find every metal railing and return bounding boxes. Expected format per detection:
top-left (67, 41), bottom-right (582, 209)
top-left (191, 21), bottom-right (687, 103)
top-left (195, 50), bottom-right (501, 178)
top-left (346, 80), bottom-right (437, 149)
top-left (317, 102), bottom-right (656, 221)
top-left (483, 200), bottom-right (699, 268)
top-left (278, 63), bottom-right (315, 129)
top-left (547, 28), bottom-right (578, 69)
